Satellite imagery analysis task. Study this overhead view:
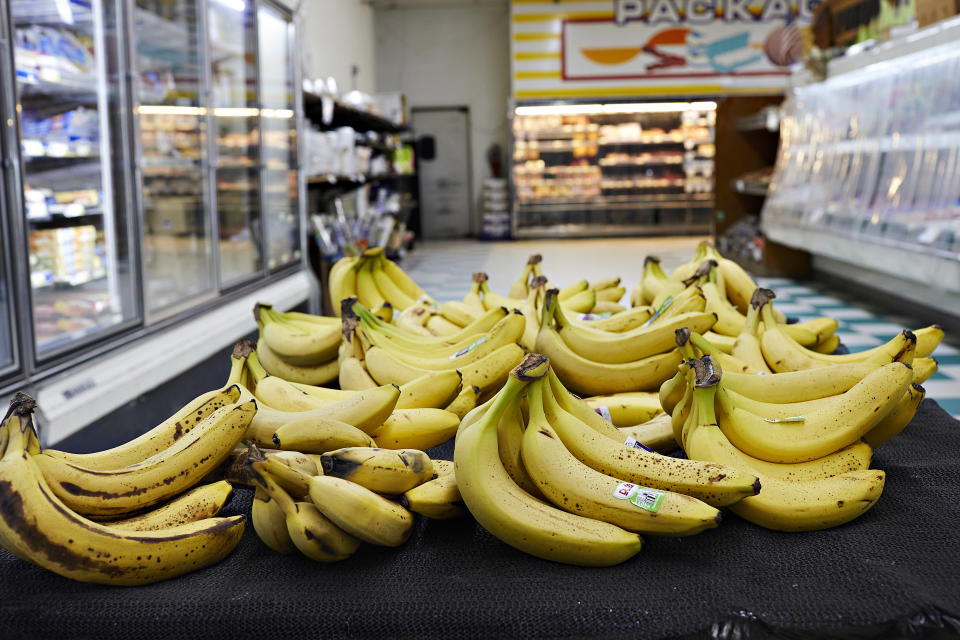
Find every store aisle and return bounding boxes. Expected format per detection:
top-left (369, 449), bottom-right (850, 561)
top-left (403, 239), bottom-right (960, 419)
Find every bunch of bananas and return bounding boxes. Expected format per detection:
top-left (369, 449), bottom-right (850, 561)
top-left (339, 298), bottom-right (526, 406)
top-left (533, 287), bottom-right (715, 396)
top-left (670, 354), bottom-right (911, 531)
top-left (453, 354), bottom-right (761, 567)
top-left (0, 388), bottom-right (253, 585)
top-left (328, 247), bottom-right (433, 316)
top-left (253, 303), bottom-right (342, 386)
top-left (232, 444), bottom-right (457, 562)
top-left (631, 243), bottom-right (841, 354)
top-left (225, 340), bottom-right (461, 452)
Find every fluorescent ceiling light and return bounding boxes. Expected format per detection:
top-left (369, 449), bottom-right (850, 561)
top-left (261, 108), bottom-right (294, 119)
top-left (213, 107), bottom-right (260, 117)
top-left (137, 105), bottom-right (206, 116)
top-left (516, 101), bottom-right (717, 116)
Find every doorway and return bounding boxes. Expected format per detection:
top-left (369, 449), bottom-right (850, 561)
top-left (412, 107), bottom-right (472, 239)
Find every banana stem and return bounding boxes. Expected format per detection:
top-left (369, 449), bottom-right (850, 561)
top-left (247, 351), bottom-right (269, 385)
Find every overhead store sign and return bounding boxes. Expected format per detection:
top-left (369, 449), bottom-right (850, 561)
top-left (511, 0), bottom-right (816, 99)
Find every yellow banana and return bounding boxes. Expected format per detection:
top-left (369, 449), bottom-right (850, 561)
top-left (271, 415), bottom-right (376, 453)
top-left (617, 414), bottom-right (677, 454)
top-left (584, 392), bottom-right (663, 427)
top-left (255, 339), bottom-right (338, 385)
top-left (308, 474), bottom-right (415, 547)
top-left (109, 481), bottom-right (234, 531)
top-left (320, 447), bottom-right (434, 494)
top-left (370, 408), bottom-right (460, 450)
top-left (445, 384), bottom-right (480, 419)
top-left (862, 383), bottom-right (925, 448)
top-left (371, 253), bottom-right (417, 310)
top-left (355, 257), bottom-right (388, 310)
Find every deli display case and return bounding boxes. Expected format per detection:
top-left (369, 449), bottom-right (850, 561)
top-left (0, 0), bottom-right (307, 434)
top-left (511, 101), bottom-right (716, 238)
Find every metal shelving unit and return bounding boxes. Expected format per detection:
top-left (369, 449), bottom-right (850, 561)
top-left (511, 101), bottom-right (716, 239)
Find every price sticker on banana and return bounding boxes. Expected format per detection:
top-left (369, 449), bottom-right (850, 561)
top-left (449, 336), bottom-right (487, 360)
top-left (641, 297), bottom-right (673, 328)
top-left (623, 436), bottom-right (654, 453)
top-left (612, 482), bottom-right (664, 513)
top-left (577, 312), bottom-right (613, 321)
top-left (593, 405), bottom-right (613, 422)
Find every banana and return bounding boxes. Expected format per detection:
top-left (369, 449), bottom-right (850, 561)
top-left (396, 303), bottom-right (436, 336)
top-left (375, 247), bottom-right (431, 304)
top-left (730, 289), bottom-right (772, 373)
top-left (327, 256), bottom-right (360, 317)
top-left (256, 339), bottom-right (338, 385)
top-left (535, 294), bottom-right (682, 395)
top-left (508, 259), bottom-right (536, 299)
top-left (431, 459), bottom-right (454, 476)
top-left (364, 343), bottom-right (525, 392)
top-left (401, 472), bottom-right (465, 519)
top-left (760, 303), bottom-right (916, 371)
top-left (34, 400), bottom-right (255, 517)
top-left (594, 286), bottom-right (626, 303)
top-left (454, 355), bottom-right (644, 566)
top-left (519, 276), bottom-right (547, 351)
top-left (258, 306), bottom-right (341, 330)
top-left (915, 325), bottom-right (943, 357)
top-left (252, 457), bottom-right (360, 561)
top-left (703, 331), bottom-right (736, 353)
top-left (355, 257), bottom-right (388, 310)
top-left (271, 415), bottom-right (376, 453)
top-left (641, 256), bottom-right (683, 306)
top-left (688, 331), bottom-right (762, 374)
top-left (320, 447), bottom-right (434, 494)
top-left (682, 375), bottom-right (884, 531)
top-left (590, 276), bottom-right (621, 291)
top-left (372, 301), bottom-right (395, 323)
top-left (560, 288), bottom-right (596, 314)
top-left (497, 395), bottom-right (547, 499)
top-left (245, 383), bottom-right (399, 445)
top-left (716, 362), bottom-right (913, 463)
top-left (714, 254), bottom-right (785, 323)
top-left (370, 408), bottom-right (461, 450)
top-left (426, 313), bottom-right (462, 336)
top-left (355, 302), bottom-right (508, 352)
top-left (372, 254), bottom-right (417, 310)
top-left (339, 355), bottom-right (378, 391)
top-left (359, 312), bottom-right (525, 370)
top-left (258, 306), bottom-right (340, 366)
top-left (540, 374), bottom-right (759, 507)
top-left (0, 395), bottom-right (246, 585)
top-left (862, 383), bottom-right (925, 448)
top-left (396, 370), bottom-right (463, 409)
top-left (668, 242), bottom-right (713, 282)
top-left (109, 481), bottom-right (234, 531)
top-left (569, 305), bottom-right (652, 332)
top-left (445, 384), bottom-right (480, 419)
top-left (557, 280), bottom-right (589, 301)
top-left (41, 385), bottom-right (241, 470)
top-left (811, 334), bottom-right (840, 354)
top-left (251, 486), bottom-right (295, 554)
top-left (308, 474), bottom-right (415, 547)
top-left (912, 357), bottom-right (937, 384)
top-left (254, 376), bottom-right (335, 412)
top-left (651, 287), bottom-right (706, 323)
top-left (719, 360), bottom-right (886, 403)
top-left (546, 368), bottom-right (636, 441)
top-left (523, 378), bottom-right (721, 536)
top-left (480, 279), bottom-right (525, 313)
top-left (552, 297), bottom-right (716, 365)
top-left (590, 301), bottom-right (627, 314)
top-left (465, 272), bottom-right (490, 316)
top-left (618, 414), bottom-right (677, 454)
top-left (439, 300), bottom-right (478, 327)
top-left (584, 392), bottom-right (664, 428)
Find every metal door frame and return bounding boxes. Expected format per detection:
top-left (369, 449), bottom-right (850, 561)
top-left (411, 105), bottom-right (475, 237)
top-left (0, 0), bottom-right (22, 383)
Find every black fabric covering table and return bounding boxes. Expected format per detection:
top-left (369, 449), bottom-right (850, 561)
top-left (2, 400), bottom-right (960, 640)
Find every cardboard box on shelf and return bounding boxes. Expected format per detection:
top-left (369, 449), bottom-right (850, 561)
top-left (916, 0), bottom-right (959, 26)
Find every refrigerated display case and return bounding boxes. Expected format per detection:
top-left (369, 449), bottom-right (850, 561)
top-left (257, 3), bottom-right (299, 270)
top-left (0, 192), bottom-right (15, 379)
top-left (209, 0), bottom-right (261, 286)
top-left (511, 101), bottom-right (716, 238)
top-left (133, 0), bottom-right (214, 317)
top-left (762, 17), bottom-right (960, 309)
top-left (9, 0), bottom-right (139, 358)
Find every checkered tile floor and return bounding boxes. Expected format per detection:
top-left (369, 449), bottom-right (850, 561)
top-left (402, 239), bottom-right (960, 418)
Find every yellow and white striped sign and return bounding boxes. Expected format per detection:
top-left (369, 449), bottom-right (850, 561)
top-left (511, 0), bottom-right (812, 100)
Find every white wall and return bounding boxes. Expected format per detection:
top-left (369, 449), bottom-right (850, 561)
top-left (374, 3), bottom-right (511, 234)
top-left (301, 0), bottom-right (377, 94)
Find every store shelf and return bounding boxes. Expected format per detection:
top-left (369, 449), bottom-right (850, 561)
top-left (515, 222), bottom-right (710, 238)
top-left (303, 92), bottom-right (407, 134)
top-left (735, 106), bottom-right (780, 133)
top-left (517, 194), bottom-right (712, 211)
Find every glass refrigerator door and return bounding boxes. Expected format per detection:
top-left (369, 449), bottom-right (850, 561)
top-left (1, 219), bottom-right (14, 376)
top-left (209, 0), bottom-right (261, 285)
top-left (11, 0), bottom-right (137, 357)
top-left (257, 4), bottom-right (300, 270)
top-left (133, 0), bottom-right (214, 316)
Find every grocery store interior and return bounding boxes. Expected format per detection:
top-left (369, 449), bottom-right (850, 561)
top-left (1, 0), bottom-right (959, 635)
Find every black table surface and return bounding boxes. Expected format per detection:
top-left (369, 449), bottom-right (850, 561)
top-left (2, 399), bottom-right (960, 640)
